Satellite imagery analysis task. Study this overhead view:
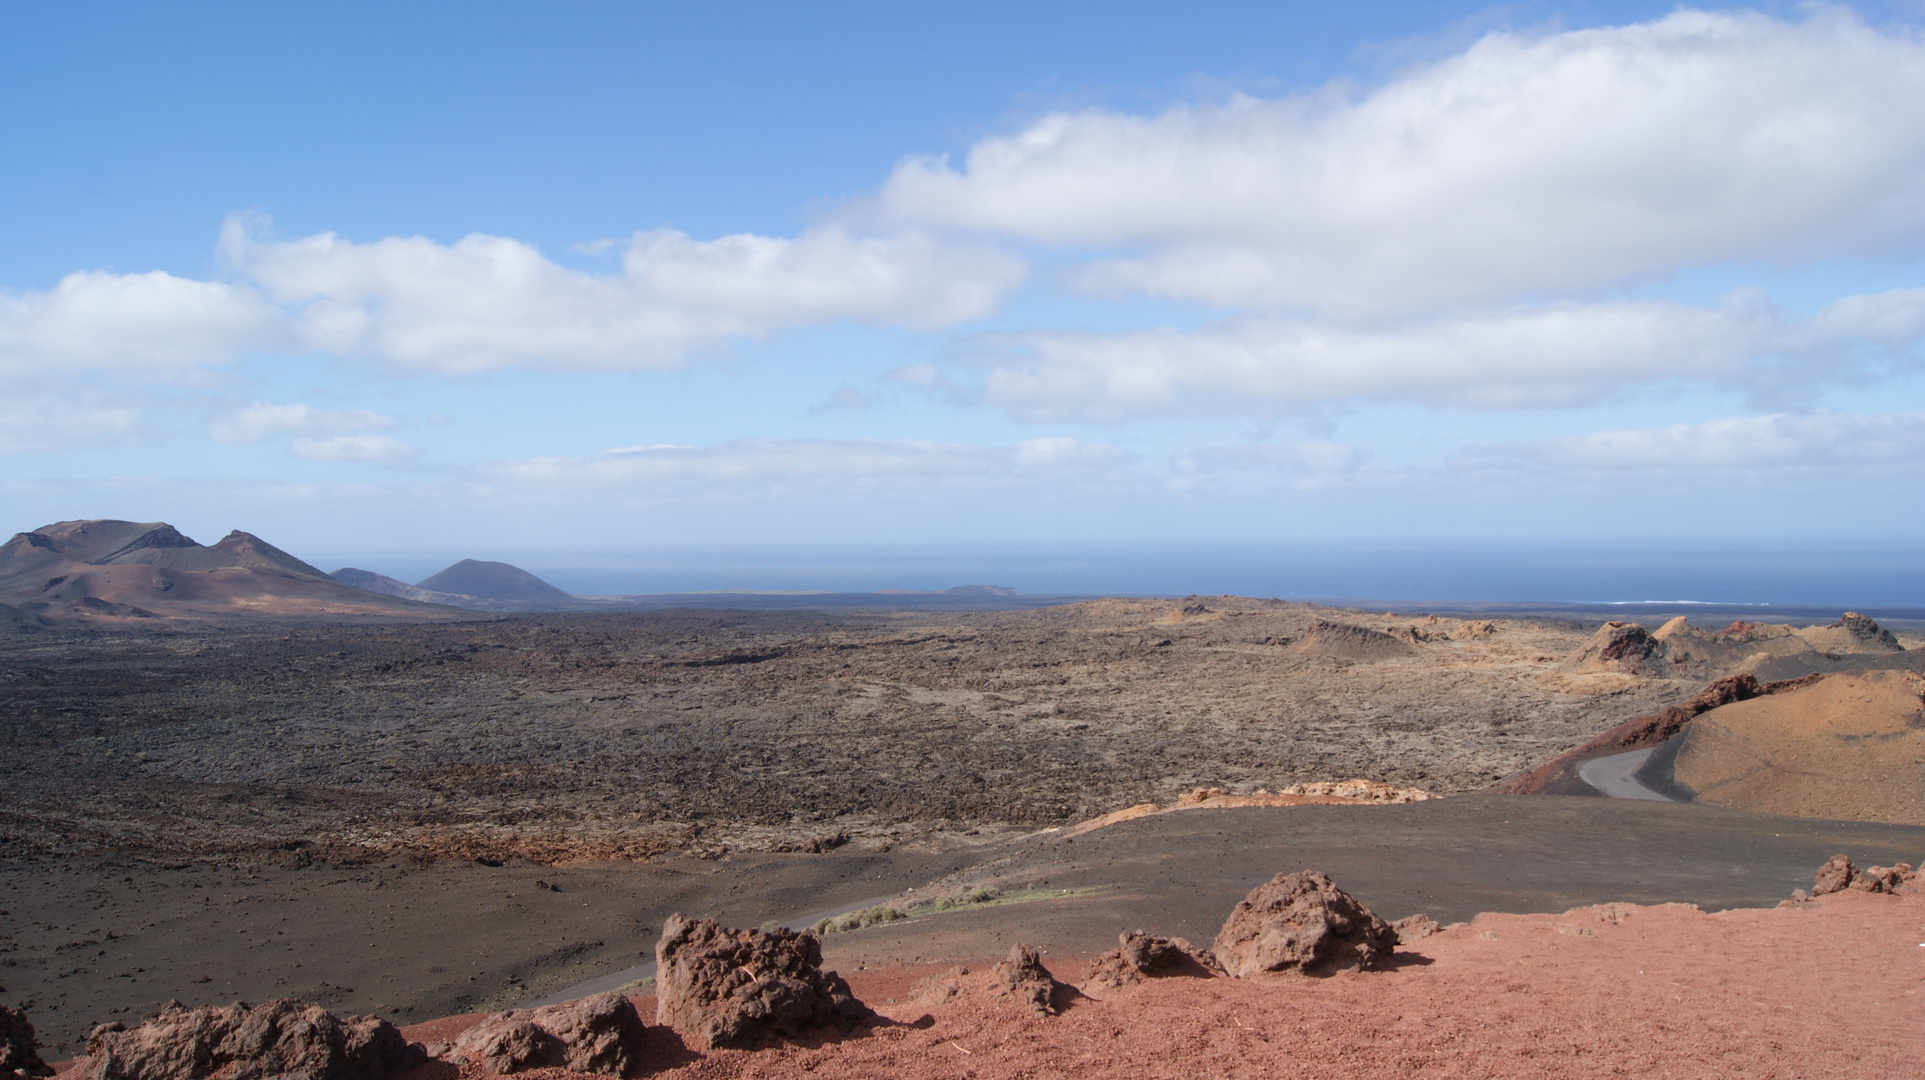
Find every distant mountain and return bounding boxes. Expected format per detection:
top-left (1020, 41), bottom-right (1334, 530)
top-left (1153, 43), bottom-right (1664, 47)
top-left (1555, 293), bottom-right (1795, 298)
top-left (415, 559), bottom-right (573, 602)
top-left (0, 519), bottom-right (461, 623)
top-left (945, 584), bottom-right (1019, 596)
top-left (875, 584), bottom-right (1021, 597)
top-left (330, 567), bottom-right (471, 606)
top-left (0, 599), bottom-right (49, 632)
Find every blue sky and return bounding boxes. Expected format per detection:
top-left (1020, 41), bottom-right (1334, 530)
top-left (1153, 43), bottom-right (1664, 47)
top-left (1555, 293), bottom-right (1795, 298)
top-left (5, 2), bottom-right (1925, 595)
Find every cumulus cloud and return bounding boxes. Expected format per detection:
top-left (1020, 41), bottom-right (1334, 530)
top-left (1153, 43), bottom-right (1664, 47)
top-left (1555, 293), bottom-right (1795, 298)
top-left (0, 270), bottom-right (277, 373)
top-left (868, 8), bottom-right (1925, 315)
top-left (223, 216), bottom-right (1024, 373)
top-left (1174, 440), bottom-right (1366, 475)
top-left (1468, 411), bottom-right (1925, 471)
top-left (0, 393), bottom-right (142, 453)
top-left (480, 436), bottom-right (1127, 492)
top-left (928, 288), bottom-right (1925, 421)
top-left (289, 434), bottom-right (419, 462)
top-left (208, 401), bottom-right (399, 443)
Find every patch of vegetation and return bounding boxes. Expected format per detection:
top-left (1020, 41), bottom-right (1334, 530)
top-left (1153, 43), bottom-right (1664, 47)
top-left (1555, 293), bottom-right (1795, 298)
top-left (934, 885), bottom-right (1000, 910)
top-left (810, 885), bottom-right (1101, 935)
top-left (812, 903), bottom-right (909, 935)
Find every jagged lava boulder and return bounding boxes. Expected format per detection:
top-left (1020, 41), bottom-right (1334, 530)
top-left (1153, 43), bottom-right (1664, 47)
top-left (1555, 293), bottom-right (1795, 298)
top-left (654, 914), bottom-right (870, 1050)
top-left (986, 945), bottom-right (1064, 1017)
top-left (83, 1000), bottom-right (418, 1080)
top-left (1563, 622), bottom-right (1665, 675)
top-left (2, 1005), bottom-right (52, 1080)
top-left (1810, 854), bottom-right (1915, 896)
top-left (1081, 932), bottom-right (1222, 988)
top-left (449, 992), bottom-right (645, 1075)
top-left (1213, 871), bottom-right (1397, 977)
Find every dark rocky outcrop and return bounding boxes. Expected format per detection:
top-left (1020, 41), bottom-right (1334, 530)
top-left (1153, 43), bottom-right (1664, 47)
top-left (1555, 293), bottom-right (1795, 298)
top-left (1213, 871), bottom-right (1396, 977)
top-left (654, 914), bottom-right (869, 1050)
top-left (83, 1000), bottom-right (419, 1080)
top-left (449, 993), bottom-right (645, 1075)
top-left (2, 1004), bottom-right (53, 1080)
top-left (1564, 622), bottom-right (1665, 676)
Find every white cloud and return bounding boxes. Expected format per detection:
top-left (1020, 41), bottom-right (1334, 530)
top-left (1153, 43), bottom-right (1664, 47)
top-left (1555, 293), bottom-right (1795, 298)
top-left (208, 401), bottom-right (399, 442)
top-left (224, 216), bottom-right (1024, 373)
top-left (480, 437), bottom-right (1127, 493)
top-left (929, 288), bottom-right (1925, 421)
top-left (0, 270), bottom-right (277, 373)
top-left (1175, 440), bottom-right (1366, 475)
top-left (1469, 411), bottom-right (1925, 471)
top-left (867, 8), bottom-right (1925, 315)
top-left (0, 393), bottom-right (142, 453)
top-left (289, 434), bottom-right (420, 462)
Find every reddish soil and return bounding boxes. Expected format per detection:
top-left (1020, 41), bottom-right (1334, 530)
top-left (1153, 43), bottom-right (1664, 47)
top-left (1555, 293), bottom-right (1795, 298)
top-left (78, 888), bottom-right (1902, 1080)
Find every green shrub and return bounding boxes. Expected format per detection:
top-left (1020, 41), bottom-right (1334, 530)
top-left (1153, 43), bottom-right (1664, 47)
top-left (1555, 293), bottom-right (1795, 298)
top-left (934, 885), bottom-right (1001, 910)
top-left (812, 903), bottom-right (907, 935)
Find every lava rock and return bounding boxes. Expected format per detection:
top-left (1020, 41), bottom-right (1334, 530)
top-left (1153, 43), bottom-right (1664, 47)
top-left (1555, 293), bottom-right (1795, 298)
top-left (83, 1000), bottom-right (419, 1080)
top-left (1854, 865), bottom-right (1907, 894)
top-left (1390, 914), bottom-right (1441, 943)
top-left (1213, 870), bottom-right (1397, 977)
top-left (986, 945), bottom-right (1063, 1017)
top-left (450, 993), bottom-right (646, 1076)
top-left (654, 914), bottom-right (869, 1050)
top-left (1811, 854), bottom-right (1859, 896)
top-left (2, 1005), bottom-right (53, 1080)
top-left (1080, 932), bottom-right (1222, 988)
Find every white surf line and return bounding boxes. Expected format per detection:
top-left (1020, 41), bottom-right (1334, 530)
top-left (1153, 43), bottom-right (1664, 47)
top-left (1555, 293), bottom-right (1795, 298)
top-left (1577, 747), bottom-right (1673, 801)
top-left (525, 891), bottom-right (905, 1007)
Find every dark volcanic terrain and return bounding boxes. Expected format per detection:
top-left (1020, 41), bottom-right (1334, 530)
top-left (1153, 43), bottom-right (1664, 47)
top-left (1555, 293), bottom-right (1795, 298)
top-left (3, 600), bottom-right (1692, 864)
top-left (6, 597), bottom-right (1922, 1062)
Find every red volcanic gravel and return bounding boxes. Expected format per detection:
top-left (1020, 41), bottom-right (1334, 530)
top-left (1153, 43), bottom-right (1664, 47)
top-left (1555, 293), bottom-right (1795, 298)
top-left (371, 888), bottom-right (1922, 1079)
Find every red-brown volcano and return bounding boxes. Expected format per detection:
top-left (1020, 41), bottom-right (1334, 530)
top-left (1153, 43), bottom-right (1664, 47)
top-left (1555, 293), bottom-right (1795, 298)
top-left (0, 519), bottom-right (463, 624)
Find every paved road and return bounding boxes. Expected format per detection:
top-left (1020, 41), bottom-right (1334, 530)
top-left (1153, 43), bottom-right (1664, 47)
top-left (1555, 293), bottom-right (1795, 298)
top-left (1577, 747), bottom-right (1673, 801)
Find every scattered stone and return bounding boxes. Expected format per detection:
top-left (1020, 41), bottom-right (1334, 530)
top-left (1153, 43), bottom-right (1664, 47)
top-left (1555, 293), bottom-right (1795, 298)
top-left (1811, 854), bottom-right (1859, 896)
top-left (1278, 780), bottom-right (1431, 804)
top-left (83, 1000), bottom-right (419, 1080)
top-left (1390, 914), bottom-right (1441, 943)
top-left (654, 914), bottom-right (870, 1050)
top-left (1213, 871), bottom-right (1397, 977)
top-left (449, 993), bottom-right (645, 1076)
top-left (2, 1005), bottom-right (53, 1080)
top-left (986, 945), bottom-right (1063, 1017)
top-left (1080, 932), bottom-right (1223, 988)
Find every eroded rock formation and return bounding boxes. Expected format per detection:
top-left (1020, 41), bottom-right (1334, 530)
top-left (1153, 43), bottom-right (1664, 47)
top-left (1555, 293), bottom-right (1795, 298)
top-left (1213, 871), bottom-right (1397, 977)
top-left (448, 992), bottom-right (646, 1075)
top-left (986, 945), bottom-right (1064, 1017)
top-left (654, 914), bottom-right (869, 1050)
top-left (82, 1000), bottom-right (418, 1080)
top-left (1, 1005), bottom-right (52, 1080)
top-left (1080, 932), bottom-right (1222, 988)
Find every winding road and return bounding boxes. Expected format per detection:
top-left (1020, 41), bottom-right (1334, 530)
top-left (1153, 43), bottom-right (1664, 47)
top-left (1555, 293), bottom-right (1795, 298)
top-left (1577, 747), bottom-right (1673, 801)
